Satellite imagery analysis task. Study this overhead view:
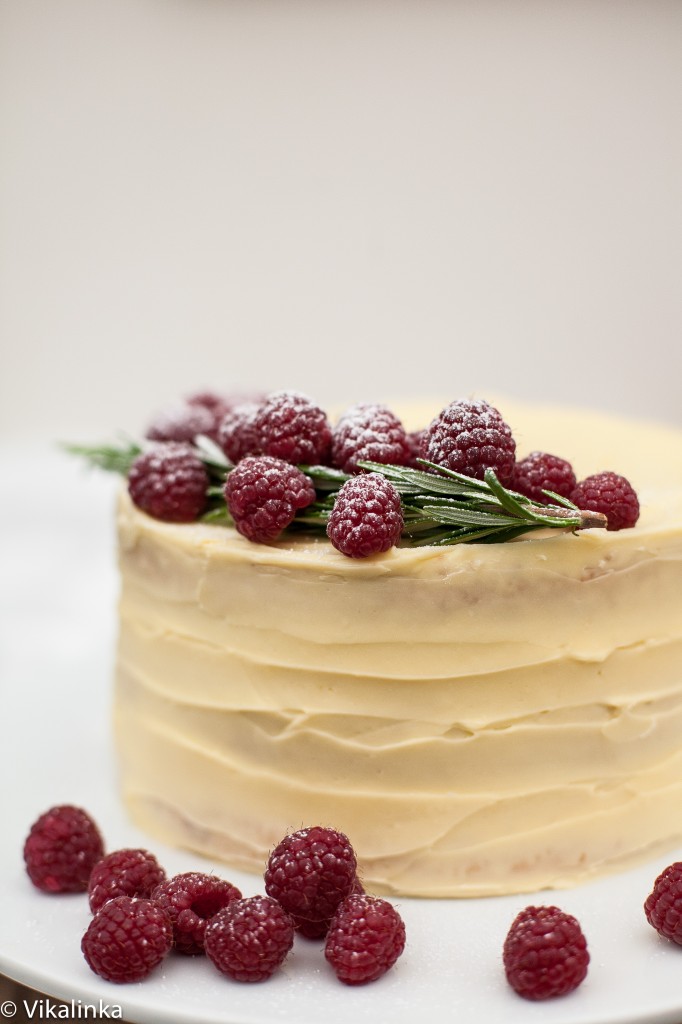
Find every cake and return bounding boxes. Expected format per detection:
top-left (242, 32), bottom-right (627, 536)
top-left (111, 398), bottom-right (682, 898)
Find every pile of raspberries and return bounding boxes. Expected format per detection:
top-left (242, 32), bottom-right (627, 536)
top-left (26, 804), bottom-right (682, 1002)
top-left (23, 806), bottom-right (405, 986)
top-left (127, 388), bottom-right (640, 556)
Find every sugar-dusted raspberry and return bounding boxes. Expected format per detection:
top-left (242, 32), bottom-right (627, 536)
top-left (570, 471), bottom-right (640, 531)
top-left (423, 398), bottom-right (516, 483)
top-left (88, 848), bottom-right (167, 913)
top-left (151, 872), bottom-right (242, 955)
top-left (327, 473), bottom-right (403, 558)
top-left (264, 826), bottom-right (357, 927)
top-left (503, 905), bottom-right (589, 1000)
top-left (217, 402), bottom-right (262, 464)
top-left (254, 390), bottom-right (332, 465)
top-left (331, 404), bottom-right (412, 474)
top-left (224, 455), bottom-right (316, 543)
top-left (325, 894), bottom-right (406, 985)
top-left (128, 443), bottom-right (209, 523)
top-left (82, 896), bottom-right (173, 983)
top-left (186, 389), bottom-right (230, 415)
top-left (644, 862), bottom-right (682, 943)
top-left (513, 451), bottom-right (577, 504)
top-left (204, 895), bottom-right (294, 982)
top-left (146, 401), bottom-right (216, 443)
top-left (406, 429), bottom-right (426, 468)
top-left (293, 877), bottom-right (366, 939)
top-left (23, 805), bottom-right (104, 894)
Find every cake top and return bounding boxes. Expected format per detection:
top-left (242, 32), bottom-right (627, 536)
top-left (72, 389), bottom-right (682, 561)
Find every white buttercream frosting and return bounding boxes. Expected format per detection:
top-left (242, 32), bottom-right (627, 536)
top-left (114, 400), bottom-right (682, 896)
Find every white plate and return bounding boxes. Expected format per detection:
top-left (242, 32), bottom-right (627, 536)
top-left (2, 451), bottom-right (682, 1024)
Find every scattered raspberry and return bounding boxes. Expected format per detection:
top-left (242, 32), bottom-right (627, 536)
top-left (570, 471), bottom-right (640, 531)
top-left (264, 826), bottom-right (357, 928)
top-left (254, 391), bottom-right (332, 465)
top-left (23, 805), bottom-right (104, 894)
top-left (331, 404), bottom-right (411, 474)
top-left (644, 862), bottom-right (682, 944)
top-left (128, 443), bottom-right (209, 523)
top-left (293, 877), bottom-right (366, 939)
top-left (423, 399), bottom-right (516, 483)
top-left (151, 872), bottom-right (242, 955)
top-left (81, 896), bottom-right (173, 983)
top-left (513, 451), bottom-right (577, 504)
top-left (503, 905), bottom-right (589, 1000)
top-left (325, 894), bottom-right (406, 985)
top-left (326, 473), bottom-right (403, 558)
top-left (204, 895), bottom-right (294, 982)
top-left (88, 848), bottom-right (167, 913)
top-left (224, 456), bottom-right (316, 542)
top-left (146, 402), bottom-right (216, 444)
top-left (217, 403), bottom-right (263, 464)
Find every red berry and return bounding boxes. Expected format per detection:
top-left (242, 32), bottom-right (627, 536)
top-left (325, 894), bottom-right (406, 985)
top-left (217, 402), bottom-right (262, 464)
top-left (406, 429), bottom-right (426, 468)
top-left (331, 404), bottom-right (411, 474)
top-left (23, 805), bottom-right (104, 894)
top-left (128, 443), bottom-right (209, 523)
top-left (570, 471), bottom-right (640, 531)
top-left (204, 895), bottom-right (294, 982)
top-left (264, 826), bottom-right (357, 927)
top-left (146, 401), bottom-right (216, 443)
top-left (503, 905), bottom-right (589, 1000)
top-left (151, 872), bottom-right (242, 955)
top-left (88, 848), bottom-right (166, 913)
top-left (423, 399), bottom-right (516, 483)
top-left (224, 455), bottom-right (316, 543)
top-left (513, 451), bottom-right (577, 504)
top-left (82, 896), bottom-right (173, 983)
top-left (644, 862), bottom-right (682, 943)
top-left (254, 390), bottom-right (332, 465)
top-left (327, 473), bottom-right (403, 558)
top-left (293, 877), bottom-right (366, 940)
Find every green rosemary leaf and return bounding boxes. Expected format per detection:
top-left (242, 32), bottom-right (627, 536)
top-left (542, 490), bottom-right (580, 511)
top-left (420, 505), bottom-right (524, 528)
top-left (63, 441), bottom-right (142, 476)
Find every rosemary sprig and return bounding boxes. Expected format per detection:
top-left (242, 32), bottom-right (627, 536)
top-left (68, 440), bottom-right (607, 546)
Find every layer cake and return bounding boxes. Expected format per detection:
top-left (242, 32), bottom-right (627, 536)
top-left (114, 400), bottom-right (682, 896)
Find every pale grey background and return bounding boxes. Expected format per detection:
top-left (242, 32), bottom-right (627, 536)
top-left (1, 0), bottom-right (681, 442)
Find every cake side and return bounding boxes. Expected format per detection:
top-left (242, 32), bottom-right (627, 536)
top-left (113, 401), bottom-right (682, 896)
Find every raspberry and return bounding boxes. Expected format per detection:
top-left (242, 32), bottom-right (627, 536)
top-left (23, 805), bottom-right (104, 894)
top-left (293, 877), bottom-right (366, 939)
top-left (204, 895), bottom-right (294, 982)
top-left (264, 826), bottom-right (357, 927)
top-left (151, 872), bottom-right (242, 955)
top-left (254, 390), bottom-right (332, 465)
top-left (503, 905), bottom-right (589, 1000)
top-left (128, 443), bottom-right (209, 523)
top-left (325, 894), bottom-right (406, 985)
top-left (224, 455), bottom-right (316, 542)
top-left (406, 429), bottom-right (426, 468)
top-left (331, 404), bottom-right (411, 474)
top-left (644, 862), bottom-right (682, 943)
top-left (326, 473), bottom-right (403, 558)
top-left (423, 399), bottom-right (516, 483)
top-left (146, 401), bottom-right (216, 444)
top-left (513, 451), bottom-right (577, 504)
top-left (185, 389), bottom-right (230, 415)
top-left (88, 848), bottom-right (166, 913)
top-left (570, 471), bottom-right (640, 531)
top-left (82, 896), bottom-right (173, 983)
top-left (217, 402), bottom-right (262, 464)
